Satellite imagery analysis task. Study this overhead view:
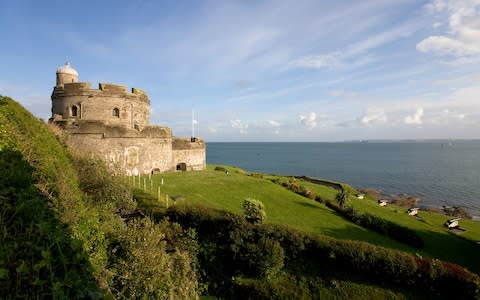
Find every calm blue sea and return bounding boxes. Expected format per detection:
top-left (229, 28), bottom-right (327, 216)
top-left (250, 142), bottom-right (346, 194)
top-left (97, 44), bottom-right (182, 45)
top-left (206, 141), bottom-right (480, 216)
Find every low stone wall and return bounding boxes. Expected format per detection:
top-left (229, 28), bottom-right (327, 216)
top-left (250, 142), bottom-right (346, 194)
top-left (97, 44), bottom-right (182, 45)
top-left (173, 148), bottom-right (206, 171)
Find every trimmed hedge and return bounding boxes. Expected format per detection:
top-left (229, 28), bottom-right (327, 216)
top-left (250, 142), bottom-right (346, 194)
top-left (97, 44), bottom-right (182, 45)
top-left (167, 205), bottom-right (480, 299)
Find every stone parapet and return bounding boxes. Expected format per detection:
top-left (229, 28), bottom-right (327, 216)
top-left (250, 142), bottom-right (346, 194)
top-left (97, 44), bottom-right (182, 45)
top-left (66, 121), bottom-right (172, 138)
top-left (172, 137), bottom-right (206, 150)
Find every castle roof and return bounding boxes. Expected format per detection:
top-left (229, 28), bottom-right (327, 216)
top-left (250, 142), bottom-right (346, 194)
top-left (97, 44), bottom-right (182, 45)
top-left (57, 62), bottom-right (78, 76)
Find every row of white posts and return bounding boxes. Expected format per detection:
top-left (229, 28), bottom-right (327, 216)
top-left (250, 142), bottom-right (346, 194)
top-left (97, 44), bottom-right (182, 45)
top-left (128, 174), bottom-right (169, 208)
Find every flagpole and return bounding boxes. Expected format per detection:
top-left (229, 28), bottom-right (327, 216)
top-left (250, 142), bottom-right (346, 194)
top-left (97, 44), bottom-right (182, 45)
top-left (192, 109), bottom-right (195, 139)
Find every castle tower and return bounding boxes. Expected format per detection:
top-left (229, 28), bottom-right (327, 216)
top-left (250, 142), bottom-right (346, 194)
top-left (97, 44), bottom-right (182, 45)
top-left (56, 62), bottom-right (78, 87)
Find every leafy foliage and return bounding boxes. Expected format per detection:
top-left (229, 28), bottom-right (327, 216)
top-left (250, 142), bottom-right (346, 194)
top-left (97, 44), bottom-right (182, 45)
top-left (109, 218), bottom-right (198, 299)
top-left (335, 189), bottom-right (349, 209)
top-left (0, 96), bottom-right (199, 298)
top-left (167, 205), bottom-right (480, 299)
top-left (243, 198), bottom-right (266, 224)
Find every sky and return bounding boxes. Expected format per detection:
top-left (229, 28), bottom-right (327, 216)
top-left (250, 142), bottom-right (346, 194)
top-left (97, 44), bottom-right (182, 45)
top-left (1, 0), bottom-right (480, 142)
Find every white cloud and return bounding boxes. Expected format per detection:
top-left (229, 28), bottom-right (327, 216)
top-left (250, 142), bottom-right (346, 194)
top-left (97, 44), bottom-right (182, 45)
top-left (404, 108), bottom-right (424, 125)
top-left (299, 112), bottom-right (318, 129)
top-left (417, 1), bottom-right (480, 58)
top-left (289, 53), bottom-right (342, 69)
top-left (361, 109), bottom-right (387, 126)
top-left (433, 22), bottom-right (443, 29)
top-left (417, 36), bottom-right (478, 56)
top-left (289, 20), bottom-right (417, 70)
top-left (268, 120), bottom-right (280, 127)
top-left (230, 119), bottom-right (248, 134)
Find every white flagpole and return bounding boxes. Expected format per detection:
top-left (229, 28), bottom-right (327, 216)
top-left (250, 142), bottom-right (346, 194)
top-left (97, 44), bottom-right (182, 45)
top-left (192, 109), bottom-right (195, 138)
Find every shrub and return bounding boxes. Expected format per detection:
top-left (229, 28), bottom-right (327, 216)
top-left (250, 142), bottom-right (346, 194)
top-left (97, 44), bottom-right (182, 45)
top-left (109, 218), bottom-right (199, 299)
top-left (214, 166), bottom-right (227, 172)
top-left (335, 190), bottom-right (349, 209)
top-left (230, 228), bottom-right (285, 278)
top-left (166, 205), bottom-right (479, 298)
top-left (73, 155), bottom-right (136, 212)
top-left (249, 173), bottom-right (264, 179)
top-left (314, 194), bottom-right (326, 204)
top-left (243, 198), bottom-right (267, 225)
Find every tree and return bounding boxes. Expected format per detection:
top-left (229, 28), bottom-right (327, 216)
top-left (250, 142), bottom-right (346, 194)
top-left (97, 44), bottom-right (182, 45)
top-left (243, 198), bottom-right (266, 225)
top-left (336, 190), bottom-right (349, 209)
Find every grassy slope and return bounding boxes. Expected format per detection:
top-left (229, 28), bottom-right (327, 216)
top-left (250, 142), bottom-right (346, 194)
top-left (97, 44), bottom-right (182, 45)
top-left (135, 165), bottom-right (480, 274)
top-left (0, 96), bottom-right (103, 297)
top-left (301, 178), bottom-right (480, 273)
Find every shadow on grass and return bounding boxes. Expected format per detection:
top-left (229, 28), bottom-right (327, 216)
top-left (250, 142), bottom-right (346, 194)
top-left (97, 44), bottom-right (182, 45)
top-left (295, 200), bottom-right (322, 209)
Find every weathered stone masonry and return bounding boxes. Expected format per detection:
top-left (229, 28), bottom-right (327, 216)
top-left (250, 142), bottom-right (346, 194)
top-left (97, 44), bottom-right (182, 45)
top-left (50, 62), bottom-right (206, 175)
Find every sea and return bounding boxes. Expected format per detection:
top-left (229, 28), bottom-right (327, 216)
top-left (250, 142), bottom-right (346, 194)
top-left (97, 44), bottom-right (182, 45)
top-left (206, 141), bottom-right (480, 217)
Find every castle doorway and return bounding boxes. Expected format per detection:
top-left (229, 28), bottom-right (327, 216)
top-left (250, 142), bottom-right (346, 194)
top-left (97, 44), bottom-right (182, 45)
top-left (176, 163), bottom-right (187, 171)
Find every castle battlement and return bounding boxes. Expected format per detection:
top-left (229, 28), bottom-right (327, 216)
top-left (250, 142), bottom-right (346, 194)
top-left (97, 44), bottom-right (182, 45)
top-left (53, 82), bottom-right (149, 104)
top-left (50, 62), bottom-right (206, 175)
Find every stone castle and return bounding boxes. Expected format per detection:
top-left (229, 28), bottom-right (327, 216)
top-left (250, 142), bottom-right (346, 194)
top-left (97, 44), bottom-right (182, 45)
top-left (50, 62), bottom-right (206, 175)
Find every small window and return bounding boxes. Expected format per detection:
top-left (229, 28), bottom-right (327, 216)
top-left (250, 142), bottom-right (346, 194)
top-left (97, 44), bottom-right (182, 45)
top-left (71, 105), bottom-right (78, 117)
top-left (112, 108), bottom-right (120, 118)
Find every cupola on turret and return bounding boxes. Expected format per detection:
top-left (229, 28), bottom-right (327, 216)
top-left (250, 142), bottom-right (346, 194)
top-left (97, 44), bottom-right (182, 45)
top-left (56, 62), bottom-right (78, 87)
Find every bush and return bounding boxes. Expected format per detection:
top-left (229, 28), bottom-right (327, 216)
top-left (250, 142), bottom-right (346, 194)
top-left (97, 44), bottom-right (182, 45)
top-left (335, 190), bottom-right (349, 209)
top-left (166, 205), bottom-right (479, 298)
top-left (109, 218), bottom-right (199, 299)
top-left (229, 227), bottom-right (284, 278)
top-left (214, 166), bottom-right (227, 172)
top-left (243, 198), bottom-right (266, 225)
top-left (73, 155), bottom-right (136, 212)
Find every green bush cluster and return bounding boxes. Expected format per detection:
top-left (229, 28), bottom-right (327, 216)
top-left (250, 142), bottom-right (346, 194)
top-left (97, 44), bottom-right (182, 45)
top-left (108, 218), bottom-right (198, 299)
top-left (167, 205), bottom-right (480, 299)
top-left (282, 178), bottom-right (317, 200)
top-left (0, 96), bottom-right (200, 298)
top-left (243, 198), bottom-right (266, 224)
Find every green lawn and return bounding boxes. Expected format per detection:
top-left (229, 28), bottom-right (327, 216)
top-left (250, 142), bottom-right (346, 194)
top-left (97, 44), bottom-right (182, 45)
top-left (132, 165), bottom-right (480, 274)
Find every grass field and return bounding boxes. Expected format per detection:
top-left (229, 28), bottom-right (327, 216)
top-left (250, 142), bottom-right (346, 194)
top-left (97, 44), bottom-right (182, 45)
top-left (131, 165), bottom-right (480, 274)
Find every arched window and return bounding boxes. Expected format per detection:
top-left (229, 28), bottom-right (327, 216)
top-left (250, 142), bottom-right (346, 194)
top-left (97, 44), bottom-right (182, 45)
top-left (112, 108), bottom-right (120, 118)
top-left (71, 105), bottom-right (78, 117)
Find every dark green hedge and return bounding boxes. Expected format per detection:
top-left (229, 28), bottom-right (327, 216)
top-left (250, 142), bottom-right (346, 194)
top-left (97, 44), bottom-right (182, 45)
top-left (167, 205), bottom-right (479, 299)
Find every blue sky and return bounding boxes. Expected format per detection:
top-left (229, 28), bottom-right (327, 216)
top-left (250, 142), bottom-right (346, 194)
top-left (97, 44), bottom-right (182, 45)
top-left (1, 0), bottom-right (480, 141)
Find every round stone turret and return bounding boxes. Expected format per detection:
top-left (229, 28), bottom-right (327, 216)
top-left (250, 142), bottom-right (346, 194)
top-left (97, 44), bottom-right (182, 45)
top-left (56, 62), bottom-right (78, 87)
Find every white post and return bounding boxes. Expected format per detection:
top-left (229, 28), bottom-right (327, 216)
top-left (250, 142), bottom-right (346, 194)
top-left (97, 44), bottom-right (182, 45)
top-left (192, 109), bottom-right (195, 138)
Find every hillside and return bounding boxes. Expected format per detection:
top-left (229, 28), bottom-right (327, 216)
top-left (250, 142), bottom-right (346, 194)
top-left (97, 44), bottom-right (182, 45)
top-left (1, 95), bottom-right (479, 299)
top-left (132, 166), bottom-right (480, 274)
top-left (0, 96), bottom-right (198, 298)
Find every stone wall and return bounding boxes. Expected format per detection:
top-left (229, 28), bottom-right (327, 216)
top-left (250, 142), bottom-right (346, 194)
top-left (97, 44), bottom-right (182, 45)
top-left (173, 148), bottom-right (206, 171)
top-left (69, 133), bottom-right (174, 175)
top-left (51, 82), bottom-right (150, 129)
